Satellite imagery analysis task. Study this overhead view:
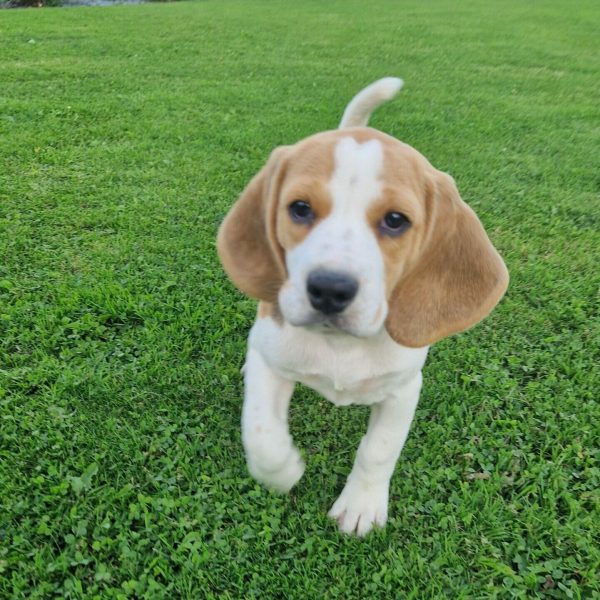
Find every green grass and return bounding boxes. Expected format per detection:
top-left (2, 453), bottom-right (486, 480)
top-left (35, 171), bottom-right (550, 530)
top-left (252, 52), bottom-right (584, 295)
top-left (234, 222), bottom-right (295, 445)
top-left (1, 0), bottom-right (599, 597)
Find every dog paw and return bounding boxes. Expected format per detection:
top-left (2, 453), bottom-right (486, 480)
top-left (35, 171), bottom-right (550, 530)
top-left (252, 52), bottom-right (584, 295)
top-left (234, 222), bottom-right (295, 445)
top-left (247, 445), bottom-right (305, 493)
top-left (328, 478), bottom-right (388, 536)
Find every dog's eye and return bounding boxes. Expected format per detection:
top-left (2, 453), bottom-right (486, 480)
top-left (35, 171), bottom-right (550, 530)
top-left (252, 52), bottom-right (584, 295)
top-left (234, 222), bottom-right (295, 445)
top-left (289, 200), bottom-right (314, 224)
top-left (380, 211), bottom-right (411, 236)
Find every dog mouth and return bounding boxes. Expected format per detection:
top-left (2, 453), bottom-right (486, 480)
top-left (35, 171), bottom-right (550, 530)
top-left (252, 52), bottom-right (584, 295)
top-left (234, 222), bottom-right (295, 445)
top-left (315, 318), bottom-right (345, 334)
top-left (299, 313), bottom-right (363, 337)
top-left (279, 289), bottom-right (387, 337)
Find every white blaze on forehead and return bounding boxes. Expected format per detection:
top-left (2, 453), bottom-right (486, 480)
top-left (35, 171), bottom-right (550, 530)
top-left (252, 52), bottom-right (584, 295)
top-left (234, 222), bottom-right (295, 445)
top-left (279, 135), bottom-right (388, 336)
top-left (328, 137), bottom-right (384, 213)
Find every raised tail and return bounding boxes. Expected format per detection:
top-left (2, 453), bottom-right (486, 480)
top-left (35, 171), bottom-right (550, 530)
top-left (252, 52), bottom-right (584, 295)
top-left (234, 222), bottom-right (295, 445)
top-left (339, 77), bottom-right (404, 129)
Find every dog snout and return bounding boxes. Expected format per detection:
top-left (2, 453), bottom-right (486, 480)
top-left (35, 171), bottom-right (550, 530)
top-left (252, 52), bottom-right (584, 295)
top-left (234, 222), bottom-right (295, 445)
top-left (306, 270), bottom-right (359, 315)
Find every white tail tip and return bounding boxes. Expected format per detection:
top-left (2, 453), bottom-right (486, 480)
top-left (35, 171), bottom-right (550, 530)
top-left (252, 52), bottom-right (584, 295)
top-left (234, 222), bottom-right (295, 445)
top-left (339, 77), bottom-right (404, 129)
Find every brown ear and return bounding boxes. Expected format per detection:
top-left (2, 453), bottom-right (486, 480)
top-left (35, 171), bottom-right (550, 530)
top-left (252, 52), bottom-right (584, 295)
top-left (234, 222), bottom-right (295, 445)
top-left (386, 170), bottom-right (509, 347)
top-left (217, 147), bottom-right (289, 301)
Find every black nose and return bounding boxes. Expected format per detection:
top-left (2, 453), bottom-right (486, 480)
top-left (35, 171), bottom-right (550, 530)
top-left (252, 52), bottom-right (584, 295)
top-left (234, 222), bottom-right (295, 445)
top-left (306, 270), bottom-right (359, 315)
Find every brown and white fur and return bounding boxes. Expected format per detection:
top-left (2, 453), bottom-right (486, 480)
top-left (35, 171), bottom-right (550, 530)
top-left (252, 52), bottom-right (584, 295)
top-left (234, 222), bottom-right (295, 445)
top-left (217, 78), bottom-right (509, 536)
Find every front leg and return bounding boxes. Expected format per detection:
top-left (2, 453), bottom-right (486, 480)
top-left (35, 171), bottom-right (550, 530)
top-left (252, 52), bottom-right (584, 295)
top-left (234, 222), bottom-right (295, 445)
top-left (241, 348), bottom-right (304, 492)
top-left (329, 372), bottom-right (423, 536)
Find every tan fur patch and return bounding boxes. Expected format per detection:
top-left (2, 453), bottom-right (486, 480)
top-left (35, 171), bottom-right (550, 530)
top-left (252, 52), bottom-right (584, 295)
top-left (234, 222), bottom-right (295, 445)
top-left (276, 179), bottom-right (333, 250)
top-left (384, 169), bottom-right (509, 347)
top-left (257, 301), bottom-right (283, 324)
top-left (217, 146), bottom-right (290, 302)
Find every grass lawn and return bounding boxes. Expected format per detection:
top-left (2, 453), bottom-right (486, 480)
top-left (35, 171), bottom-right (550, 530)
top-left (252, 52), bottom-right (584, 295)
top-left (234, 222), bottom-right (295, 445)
top-left (1, 0), bottom-right (599, 597)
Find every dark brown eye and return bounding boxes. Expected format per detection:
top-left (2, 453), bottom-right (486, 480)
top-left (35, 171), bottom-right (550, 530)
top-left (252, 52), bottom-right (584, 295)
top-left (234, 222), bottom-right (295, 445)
top-left (380, 211), bottom-right (410, 236)
top-left (289, 200), bottom-right (314, 224)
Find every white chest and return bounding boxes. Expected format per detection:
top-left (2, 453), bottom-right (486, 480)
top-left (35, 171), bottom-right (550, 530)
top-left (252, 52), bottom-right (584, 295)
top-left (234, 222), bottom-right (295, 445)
top-left (248, 318), bottom-right (429, 406)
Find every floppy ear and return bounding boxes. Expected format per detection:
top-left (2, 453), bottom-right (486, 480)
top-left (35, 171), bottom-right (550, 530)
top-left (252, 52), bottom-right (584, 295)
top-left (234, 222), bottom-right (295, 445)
top-left (217, 147), bottom-right (289, 302)
top-left (386, 170), bottom-right (509, 348)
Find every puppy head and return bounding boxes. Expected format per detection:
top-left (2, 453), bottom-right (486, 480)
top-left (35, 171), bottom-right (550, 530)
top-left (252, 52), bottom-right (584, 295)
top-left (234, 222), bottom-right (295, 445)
top-left (217, 128), bottom-right (508, 347)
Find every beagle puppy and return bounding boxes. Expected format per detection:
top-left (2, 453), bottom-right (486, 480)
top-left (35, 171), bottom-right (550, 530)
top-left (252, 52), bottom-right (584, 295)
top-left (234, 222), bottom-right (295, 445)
top-left (218, 78), bottom-right (508, 536)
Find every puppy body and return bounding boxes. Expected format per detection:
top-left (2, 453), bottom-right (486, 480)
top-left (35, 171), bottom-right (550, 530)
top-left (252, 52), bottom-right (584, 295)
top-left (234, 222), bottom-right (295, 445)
top-left (249, 307), bottom-right (428, 408)
top-left (218, 78), bottom-right (508, 536)
top-left (244, 315), bottom-right (427, 536)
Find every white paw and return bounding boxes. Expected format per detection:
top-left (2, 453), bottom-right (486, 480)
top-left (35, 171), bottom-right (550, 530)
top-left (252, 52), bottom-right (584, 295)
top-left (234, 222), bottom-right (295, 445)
top-left (246, 445), bottom-right (305, 493)
top-left (328, 477), bottom-right (389, 536)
